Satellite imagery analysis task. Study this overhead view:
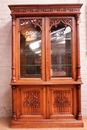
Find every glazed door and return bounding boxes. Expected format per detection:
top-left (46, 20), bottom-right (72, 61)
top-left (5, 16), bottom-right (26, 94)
top-left (45, 17), bottom-right (76, 82)
top-left (16, 17), bottom-right (46, 82)
top-left (16, 17), bottom-right (76, 82)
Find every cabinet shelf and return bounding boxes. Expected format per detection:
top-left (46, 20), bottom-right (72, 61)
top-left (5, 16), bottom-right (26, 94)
top-left (51, 64), bottom-right (72, 66)
top-left (20, 65), bottom-right (41, 66)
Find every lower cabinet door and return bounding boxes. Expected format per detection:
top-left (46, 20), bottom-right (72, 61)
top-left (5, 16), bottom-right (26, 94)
top-left (13, 85), bottom-right (77, 121)
top-left (47, 85), bottom-right (77, 119)
top-left (16, 85), bottom-right (46, 120)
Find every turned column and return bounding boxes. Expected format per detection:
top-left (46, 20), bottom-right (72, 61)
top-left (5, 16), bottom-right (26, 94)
top-left (11, 15), bottom-right (16, 82)
top-left (76, 14), bottom-right (82, 82)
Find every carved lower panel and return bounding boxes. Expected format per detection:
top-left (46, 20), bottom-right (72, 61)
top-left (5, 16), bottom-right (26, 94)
top-left (53, 90), bottom-right (71, 113)
top-left (51, 88), bottom-right (73, 114)
top-left (21, 90), bottom-right (41, 115)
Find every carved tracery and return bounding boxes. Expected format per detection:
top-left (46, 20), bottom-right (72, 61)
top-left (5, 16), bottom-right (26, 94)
top-left (54, 90), bottom-right (71, 107)
top-left (19, 19), bottom-right (42, 30)
top-left (23, 91), bottom-right (40, 108)
top-left (49, 18), bottom-right (72, 30)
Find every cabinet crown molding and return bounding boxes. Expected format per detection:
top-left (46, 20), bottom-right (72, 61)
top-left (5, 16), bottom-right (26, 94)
top-left (8, 4), bottom-right (83, 16)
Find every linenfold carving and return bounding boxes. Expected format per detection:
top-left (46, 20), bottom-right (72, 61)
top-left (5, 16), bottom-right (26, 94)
top-left (23, 91), bottom-right (40, 108)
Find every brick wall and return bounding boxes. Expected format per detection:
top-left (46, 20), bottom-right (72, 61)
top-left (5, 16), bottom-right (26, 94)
top-left (0, 0), bottom-right (87, 117)
top-left (81, 0), bottom-right (87, 116)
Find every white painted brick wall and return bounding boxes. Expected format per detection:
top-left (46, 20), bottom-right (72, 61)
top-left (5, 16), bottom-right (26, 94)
top-left (0, 0), bottom-right (87, 117)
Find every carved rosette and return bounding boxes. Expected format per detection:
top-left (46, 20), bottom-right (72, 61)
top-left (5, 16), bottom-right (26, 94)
top-left (23, 91), bottom-right (40, 108)
top-left (49, 18), bottom-right (72, 29)
top-left (19, 19), bottom-right (42, 30)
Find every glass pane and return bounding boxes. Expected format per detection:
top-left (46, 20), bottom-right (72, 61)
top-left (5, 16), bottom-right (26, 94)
top-left (50, 23), bottom-right (72, 77)
top-left (20, 21), bottom-right (41, 78)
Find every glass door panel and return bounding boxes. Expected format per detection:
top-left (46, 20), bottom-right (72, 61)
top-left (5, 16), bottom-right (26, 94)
top-left (50, 23), bottom-right (72, 77)
top-left (20, 19), bottom-right (42, 78)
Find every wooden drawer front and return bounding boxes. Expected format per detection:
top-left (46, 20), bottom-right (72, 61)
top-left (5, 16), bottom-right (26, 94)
top-left (48, 85), bottom-right (76, 119)
top-left (17, 86), bottom-right (46, 119)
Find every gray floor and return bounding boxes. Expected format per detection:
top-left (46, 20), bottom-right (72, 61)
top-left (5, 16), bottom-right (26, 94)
top-left (0, 117), bottom-right (87, 130)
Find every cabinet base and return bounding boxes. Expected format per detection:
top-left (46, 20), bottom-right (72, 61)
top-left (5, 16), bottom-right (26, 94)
top-left (11, 119), bottom-right (84, 128)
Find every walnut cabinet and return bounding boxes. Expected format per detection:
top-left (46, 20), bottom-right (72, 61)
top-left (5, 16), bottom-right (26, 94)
top-left (8, 4), bottom-right (83, 127)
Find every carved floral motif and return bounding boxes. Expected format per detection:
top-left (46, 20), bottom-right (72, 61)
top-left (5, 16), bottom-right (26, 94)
top-left (23, 91), bottom-right (40, 108)
top-left (54, 96), bottom-right (70, 107)
top-left (54, 90), bottom-right (71, 107)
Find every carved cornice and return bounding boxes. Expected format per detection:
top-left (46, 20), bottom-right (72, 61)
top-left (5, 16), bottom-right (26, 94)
top-left (8, 4), bottom-right (82, 16)
top-left (11, 7), bottom-right (80, 14)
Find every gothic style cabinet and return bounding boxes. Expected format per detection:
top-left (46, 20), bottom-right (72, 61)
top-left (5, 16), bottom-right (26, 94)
top-left (8, 4), bottom-right (83, 127)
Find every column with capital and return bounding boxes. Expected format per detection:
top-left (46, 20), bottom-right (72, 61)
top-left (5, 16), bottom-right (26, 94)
top-left (11, 15), bottom-right (16, 82)
top-left (76, 14), bottom-right (82, 82)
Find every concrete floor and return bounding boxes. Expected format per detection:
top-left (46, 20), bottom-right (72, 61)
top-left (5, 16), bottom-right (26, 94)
top-left (0, 117), bottom-right (87, 130)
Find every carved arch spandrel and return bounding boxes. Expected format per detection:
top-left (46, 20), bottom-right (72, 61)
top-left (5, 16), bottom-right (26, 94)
top-left (49, 18), bottom-right (73, 30)
top-left (19, 19), bottom-right (42, 30)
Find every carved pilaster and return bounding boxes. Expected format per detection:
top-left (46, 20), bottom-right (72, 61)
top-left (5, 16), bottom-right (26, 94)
top-left (76, 14), bottom-right (82, 82)
top-left (76, 85), bottom-right (82, 120)
top-left (11, 15), bottom-right (16, 82)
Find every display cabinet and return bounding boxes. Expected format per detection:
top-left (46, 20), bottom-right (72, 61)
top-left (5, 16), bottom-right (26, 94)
top-left (8, 4), bottom-right (83, 127)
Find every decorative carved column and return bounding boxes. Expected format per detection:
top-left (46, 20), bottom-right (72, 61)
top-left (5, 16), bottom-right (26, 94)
top-left (11, 15), bottom-right (16, 82)
top-left (76, 14), bottom-right (82, 82)
top-left (77, 85), bottom-right (82, 120)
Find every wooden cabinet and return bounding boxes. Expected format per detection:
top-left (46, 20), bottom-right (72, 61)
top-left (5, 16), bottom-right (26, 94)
top-left (8, 4), bottom-right (83, 127)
